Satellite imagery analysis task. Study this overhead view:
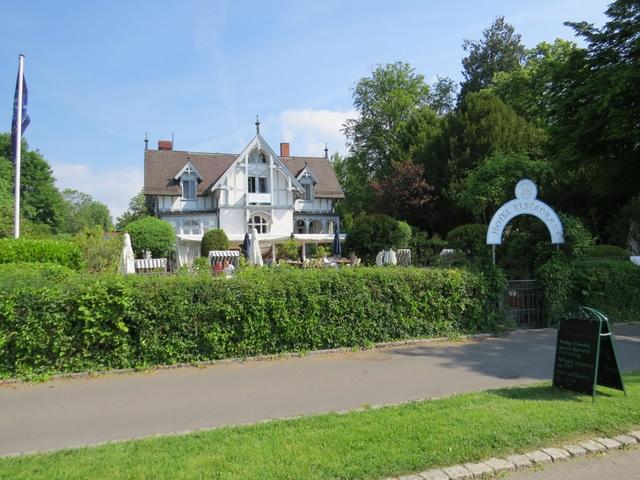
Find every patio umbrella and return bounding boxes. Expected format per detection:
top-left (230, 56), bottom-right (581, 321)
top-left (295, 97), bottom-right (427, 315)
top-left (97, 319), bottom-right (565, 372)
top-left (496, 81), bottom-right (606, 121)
top-left (332, 230), bottom-right (342, 257)
top-left (118, 233), bottom-right (136, 274)
top-left (241, 232), bottom-right (251, 258)
top-left (248, 228), bottom-right (263, 266)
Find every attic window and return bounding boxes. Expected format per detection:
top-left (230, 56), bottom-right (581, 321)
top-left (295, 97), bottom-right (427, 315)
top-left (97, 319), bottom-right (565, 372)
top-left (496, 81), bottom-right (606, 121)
top-left (260, 153), bottom-right (267, 164)
top-left (182, 178), bottom-right (196, 200)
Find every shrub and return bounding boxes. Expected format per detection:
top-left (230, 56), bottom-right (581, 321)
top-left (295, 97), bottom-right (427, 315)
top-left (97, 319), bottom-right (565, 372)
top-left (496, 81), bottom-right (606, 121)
top-left (346, 214), bottom-right (411, 264)
top-left (0, 266), bottom-right (501, 378)
top-left (0, 238), bottom-right (84, 270)
top-left (587, 244), bottom-right (629, 258)
top-left (73, 228), bottom-right (122, 273)
top-left (447, 224), bottom-right (490, 263)
top-left (277, 238), bottom-right (300, 261)
top-left (537, 256), bottom-right (640, 325)
top-left (200, 229), bottom-right (229, 257)
top-left (125, 217), bottom-right (175, 258)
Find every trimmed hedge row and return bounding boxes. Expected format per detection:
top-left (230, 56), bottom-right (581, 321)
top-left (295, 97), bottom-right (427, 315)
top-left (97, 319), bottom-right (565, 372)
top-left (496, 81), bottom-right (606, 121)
top-left (0, 266), bottom-right (502, 378)
top-left (537, 256), bottom-right (640, 324)
top-left (0, 238), bottom-right (84, 271)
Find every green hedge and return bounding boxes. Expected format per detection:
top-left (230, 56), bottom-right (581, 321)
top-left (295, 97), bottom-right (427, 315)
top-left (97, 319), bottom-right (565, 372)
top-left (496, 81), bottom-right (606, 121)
top-left (537, 256), bottom-right (640, 324)
top-left (0, 266), bottom-right (502, 378)
top-left (0, 238), bottom-right (84, 270)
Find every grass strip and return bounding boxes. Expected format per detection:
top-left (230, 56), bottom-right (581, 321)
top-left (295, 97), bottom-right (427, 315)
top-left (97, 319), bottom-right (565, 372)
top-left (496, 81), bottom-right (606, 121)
top-left (1, 372), bottom-right (638, 480)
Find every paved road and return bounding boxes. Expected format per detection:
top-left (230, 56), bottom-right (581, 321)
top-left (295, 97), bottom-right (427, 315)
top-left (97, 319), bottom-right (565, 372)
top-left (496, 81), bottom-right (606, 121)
top-left (1, 325), bottom-right (639, 457)
top-left (504, 448), bottom-right (640, 480)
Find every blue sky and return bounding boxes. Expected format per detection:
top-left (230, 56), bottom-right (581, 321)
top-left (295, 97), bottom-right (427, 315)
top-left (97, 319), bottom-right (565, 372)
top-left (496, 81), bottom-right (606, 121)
top-left (1, 0), bottom-right (609, 218)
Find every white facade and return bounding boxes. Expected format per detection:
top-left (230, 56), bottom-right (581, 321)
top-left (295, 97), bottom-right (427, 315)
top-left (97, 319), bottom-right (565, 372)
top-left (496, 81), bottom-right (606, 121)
top-left (148, 134), bottom-right (341, 247)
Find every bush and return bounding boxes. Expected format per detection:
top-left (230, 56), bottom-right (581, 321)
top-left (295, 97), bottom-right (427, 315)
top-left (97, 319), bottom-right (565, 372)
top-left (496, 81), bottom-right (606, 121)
top-left (346, 214), bottom-right (411, 264)
top-left (200, 229), bottom-right (229, 257)
top-left (0, 266), bottom-right (502, 378)
top-left (587, 244), bottom-right (629, 258)
top-left (276, 238), bottom-right (300, 260)
top-left (537, 256), bottom-right (640, 325)
top-left (447, 224), bottom-right (490, 263)
top-left (0, 238), bottom-right (84, 270)
top-left (73, 229), bottom-right (122, 273)
top-left (125, 217), bottom-right (175, 258)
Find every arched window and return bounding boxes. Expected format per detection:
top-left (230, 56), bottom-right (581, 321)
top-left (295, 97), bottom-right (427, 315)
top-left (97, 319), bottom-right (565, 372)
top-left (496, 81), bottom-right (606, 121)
top-left (182, 220), bottom-right (202, 235)
top-left (309, 219), bottom-right (323, 234)
top-left (248, 214), bottom-right (270, 234)
top-left (295, 219), bottom-right (306, 234)
top-left (259, 152), bottom-right (267, 164)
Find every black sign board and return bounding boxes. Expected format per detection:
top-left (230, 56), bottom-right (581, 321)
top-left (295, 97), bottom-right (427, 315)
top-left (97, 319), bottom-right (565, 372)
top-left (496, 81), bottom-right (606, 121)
top-left (552, 307), bottom-right (625, 400)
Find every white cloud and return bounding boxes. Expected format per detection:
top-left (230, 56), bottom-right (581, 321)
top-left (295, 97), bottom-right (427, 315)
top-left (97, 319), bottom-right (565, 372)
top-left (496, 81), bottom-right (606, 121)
top-left (279, 108), bottom-right (357, 157)
top-left (52, 163), bottom-right (143, 221)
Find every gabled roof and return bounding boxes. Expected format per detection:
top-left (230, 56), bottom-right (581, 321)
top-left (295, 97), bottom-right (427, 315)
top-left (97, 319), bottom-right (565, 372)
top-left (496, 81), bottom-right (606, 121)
top-left (143, 140), bottom-right (345, 199)
top-left (173, 161), bottom-right (204, 181)
top-left (144, 150), bottom-right (236, 196)
top-left (281, 156), bottom-right (344, 198)
top-left (296, 165), bottom-right (319, 184)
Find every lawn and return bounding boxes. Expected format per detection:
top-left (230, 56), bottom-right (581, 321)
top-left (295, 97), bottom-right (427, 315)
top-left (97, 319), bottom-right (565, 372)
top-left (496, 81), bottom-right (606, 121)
top-left (1, 372), bottom-right (638, 480)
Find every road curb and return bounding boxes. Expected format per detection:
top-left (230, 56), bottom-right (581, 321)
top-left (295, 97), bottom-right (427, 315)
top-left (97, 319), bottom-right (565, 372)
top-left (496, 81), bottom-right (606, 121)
top-left (390, 429), bottom-right (640, 480)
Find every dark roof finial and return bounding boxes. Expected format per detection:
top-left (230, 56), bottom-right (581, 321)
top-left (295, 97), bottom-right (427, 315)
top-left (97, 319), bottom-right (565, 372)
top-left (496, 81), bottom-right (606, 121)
top-left (255, 115), bottom-right (260, 135)
top-left (324, 143), bottom-right (328, 159)
top-left (144, 132), bottom-right (149, 151)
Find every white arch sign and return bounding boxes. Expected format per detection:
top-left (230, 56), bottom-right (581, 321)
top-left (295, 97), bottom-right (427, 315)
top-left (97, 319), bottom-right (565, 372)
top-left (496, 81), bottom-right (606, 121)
top-left (486, 179), bottom-right (564, 245)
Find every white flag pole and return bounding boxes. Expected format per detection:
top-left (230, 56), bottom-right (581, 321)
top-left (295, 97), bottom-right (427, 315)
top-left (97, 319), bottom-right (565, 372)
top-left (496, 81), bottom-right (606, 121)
top-left (13, 54), bottom-right (24, 239)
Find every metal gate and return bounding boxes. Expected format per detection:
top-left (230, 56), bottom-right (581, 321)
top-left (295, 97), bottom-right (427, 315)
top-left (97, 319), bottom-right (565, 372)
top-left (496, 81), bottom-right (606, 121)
top-left (505, 280), bottom-right (544, 328)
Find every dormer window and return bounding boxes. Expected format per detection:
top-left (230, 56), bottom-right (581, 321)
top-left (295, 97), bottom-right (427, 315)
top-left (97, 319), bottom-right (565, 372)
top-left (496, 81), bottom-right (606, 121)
top-left (182, 178), bottom-right (196, 200)
top-left (174, 161), bottom-right (203, 201)
top-left (304, 183), bottom-right (312, 201)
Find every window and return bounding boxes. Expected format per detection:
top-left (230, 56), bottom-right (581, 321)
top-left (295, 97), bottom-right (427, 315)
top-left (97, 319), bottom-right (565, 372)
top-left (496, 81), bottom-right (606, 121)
top-left (248, 214), bottom-right (270, 234)
top-left (248, 176), bottom-right (256, 193)
top-left (295, 219), bottom-right (306, 234)
top-left (182, 179), bottom-right (196, 200)
top-left (260, 153), bottom-right (267, 164)
top-left (258, 177), bottom-right (268, 193)
top-left (304, 183), bottom-right (312, 201)
top-left (182, 220), bottom-right (201, 235)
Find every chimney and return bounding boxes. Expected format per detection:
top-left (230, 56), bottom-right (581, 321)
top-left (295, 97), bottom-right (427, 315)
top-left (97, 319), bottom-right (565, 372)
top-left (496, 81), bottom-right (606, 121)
top-left (280, 142), bottom-right (290, 157)
top-left (158, 140), bottom-right (173, 151)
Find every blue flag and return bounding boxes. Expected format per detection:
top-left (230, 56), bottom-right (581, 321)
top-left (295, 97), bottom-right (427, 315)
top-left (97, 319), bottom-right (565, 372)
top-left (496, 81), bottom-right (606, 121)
top-left (11, 70), bottom-right (30, 163)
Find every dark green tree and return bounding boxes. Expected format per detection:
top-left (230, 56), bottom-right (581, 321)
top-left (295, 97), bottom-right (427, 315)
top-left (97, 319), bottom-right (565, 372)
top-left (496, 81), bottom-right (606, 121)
top-left (459, 16), bottom-right (526, 100)
top-left (448, 91), bottom-right (544, 178)
top-left (547, 0), bottom-right (640, 232)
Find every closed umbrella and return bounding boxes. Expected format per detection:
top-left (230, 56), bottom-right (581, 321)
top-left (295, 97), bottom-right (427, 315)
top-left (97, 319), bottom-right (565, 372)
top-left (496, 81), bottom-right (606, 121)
top-left (248, 228), bottom-right (263, 266)
top-left (119, 233), bottom-right (136, 274)
top-left (332, 229), bottom-right (342, 257)
top-left (241, 232), bottom-right (251, 258)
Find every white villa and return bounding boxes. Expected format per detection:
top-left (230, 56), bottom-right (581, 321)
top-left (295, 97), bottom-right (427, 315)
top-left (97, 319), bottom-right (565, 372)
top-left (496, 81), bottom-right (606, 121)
top-left (143, 123), bottom-right (344, 265)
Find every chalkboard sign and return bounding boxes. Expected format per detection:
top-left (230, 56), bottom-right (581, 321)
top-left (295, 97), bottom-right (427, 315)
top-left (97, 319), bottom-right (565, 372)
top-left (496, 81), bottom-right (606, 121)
top-left (552, 307), bottom-right (625, 399)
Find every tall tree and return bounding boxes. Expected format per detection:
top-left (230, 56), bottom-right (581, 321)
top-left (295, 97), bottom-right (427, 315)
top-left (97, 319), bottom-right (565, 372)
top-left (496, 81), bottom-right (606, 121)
top-left (371, 162), bottom-right (436, 227)
top-left (427, 76), bottom-right (457, 116)
top-left (491, 39), bottom-right (578, 125)
top-left (447, 90), bottom-right (544, 179)
top-left (116, 190), bottom-right (151, 231)
top-left (0, 133), bottom-right (65, 233)
top-left (62, 189), bottom-right (113, 233)
top-left (343, 62), bottom-right (430, 180)
top-left (549, 0), bottom-right (640, 209)
top-left (459, 16), bottom-right (526, 100)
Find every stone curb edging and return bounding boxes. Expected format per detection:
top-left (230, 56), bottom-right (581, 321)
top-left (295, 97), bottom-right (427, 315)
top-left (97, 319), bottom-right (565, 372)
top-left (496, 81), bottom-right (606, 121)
top-left (1, 331), bottom-right (509, 386)
top-left (389, 429), bottom-right (640, 480)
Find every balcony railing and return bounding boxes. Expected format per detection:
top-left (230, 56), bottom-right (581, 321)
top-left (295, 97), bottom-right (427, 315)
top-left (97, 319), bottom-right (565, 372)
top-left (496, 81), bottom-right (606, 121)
top-left (247, 193), bottom-right (271, 204)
